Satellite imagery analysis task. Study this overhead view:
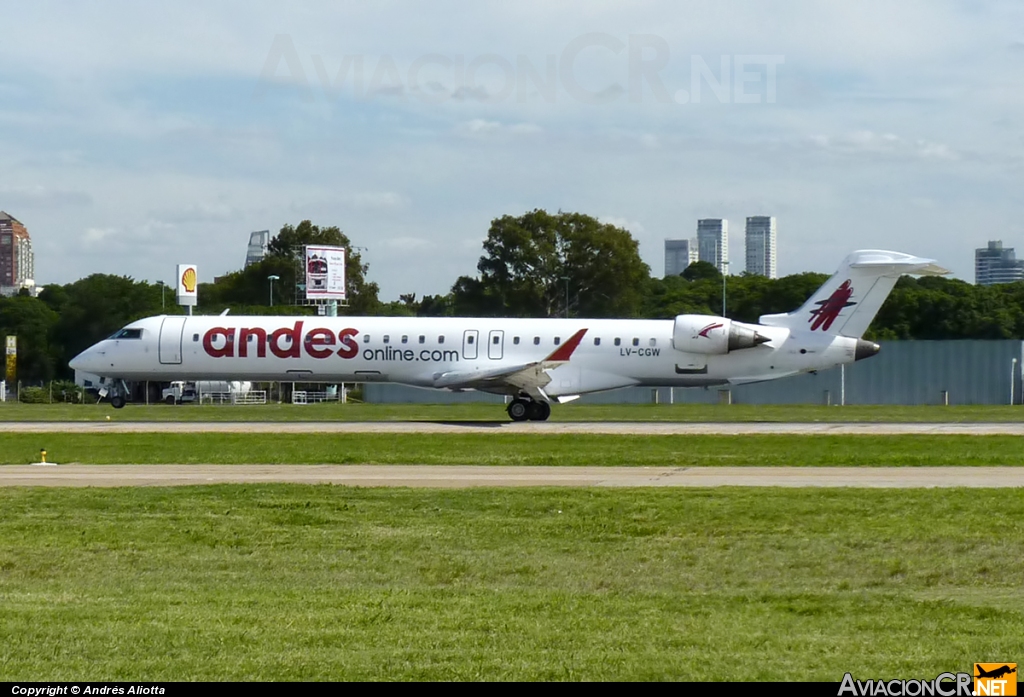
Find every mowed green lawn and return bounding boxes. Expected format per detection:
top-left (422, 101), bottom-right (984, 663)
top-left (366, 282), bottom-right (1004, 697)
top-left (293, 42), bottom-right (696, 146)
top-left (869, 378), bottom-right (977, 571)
top-left (3, 433), bottom-right (1024, 466)
top-left (4, 401), bottom-right (1024, 422)
top-left (0, 486), bottom-right (1020, 680)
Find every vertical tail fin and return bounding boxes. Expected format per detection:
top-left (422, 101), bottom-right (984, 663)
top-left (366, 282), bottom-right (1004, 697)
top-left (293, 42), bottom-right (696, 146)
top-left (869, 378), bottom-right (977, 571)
top-left (759, 250), bottom-right (949, 338)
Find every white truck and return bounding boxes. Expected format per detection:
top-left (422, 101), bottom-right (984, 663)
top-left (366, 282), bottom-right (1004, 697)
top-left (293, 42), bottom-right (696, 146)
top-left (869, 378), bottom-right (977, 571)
top-left (162, 381), bottom-right (252, 405)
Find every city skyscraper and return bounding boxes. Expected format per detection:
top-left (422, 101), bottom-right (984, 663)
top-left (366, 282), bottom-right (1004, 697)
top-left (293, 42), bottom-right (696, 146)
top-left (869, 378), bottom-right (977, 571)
top-left (975, 240), bottom-right (1024, 285)
top-left (0, 211), bottom-right (34, 294)
top-left (697, 219), bottom-right (728, 274)
top-left (245, 230), bottom-right (271, 267)
top-left (744, 216), bottom-right (777, 278)
top-left (664, 238), bottom-right (698, 277)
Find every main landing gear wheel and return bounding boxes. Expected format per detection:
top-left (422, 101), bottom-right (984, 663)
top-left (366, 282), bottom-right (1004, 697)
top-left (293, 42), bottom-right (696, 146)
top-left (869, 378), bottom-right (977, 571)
top-left (527, 401), bottom-right (551, 421)
top-left (110, 395), bottom-right (126, 409)
top-left (507, 399), bottom-right (530, 422)
top-left (507, 399), bottom-right (552, 422)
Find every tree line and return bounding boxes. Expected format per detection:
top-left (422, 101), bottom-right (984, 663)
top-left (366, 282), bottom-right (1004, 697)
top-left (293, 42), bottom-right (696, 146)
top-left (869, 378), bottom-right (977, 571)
top-left (0, 211), bottom-right (1017, 383)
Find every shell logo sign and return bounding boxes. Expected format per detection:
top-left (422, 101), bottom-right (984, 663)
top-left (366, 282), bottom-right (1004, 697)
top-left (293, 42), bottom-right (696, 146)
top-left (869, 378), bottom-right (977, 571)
top-left (176, 264), bottom-right (198, 307)
top-left (180, 267), bottom-right (197, 293)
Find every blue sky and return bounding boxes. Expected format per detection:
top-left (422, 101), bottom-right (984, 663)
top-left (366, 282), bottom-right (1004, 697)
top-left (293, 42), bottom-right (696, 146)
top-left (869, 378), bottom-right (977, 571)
top-left (1, 1), bottom-right (1022, 300)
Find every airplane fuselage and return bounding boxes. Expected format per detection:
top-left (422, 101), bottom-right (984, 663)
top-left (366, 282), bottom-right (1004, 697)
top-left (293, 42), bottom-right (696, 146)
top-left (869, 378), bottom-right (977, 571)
top-left (71, 314), bottom-right (864, 397)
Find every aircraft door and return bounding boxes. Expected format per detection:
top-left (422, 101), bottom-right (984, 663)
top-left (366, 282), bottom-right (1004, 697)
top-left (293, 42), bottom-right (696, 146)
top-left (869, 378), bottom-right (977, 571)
top-left (487, 330), bottom-right (504, 360)
top-left (159, 316), bottom-right (187, 365)
top-left (462, 330), bottom-right (479, 360)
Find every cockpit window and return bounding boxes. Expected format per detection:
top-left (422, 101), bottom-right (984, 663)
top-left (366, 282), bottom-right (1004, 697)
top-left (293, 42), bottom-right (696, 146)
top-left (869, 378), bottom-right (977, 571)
top-left (110, 328), bottom-right (143, 340)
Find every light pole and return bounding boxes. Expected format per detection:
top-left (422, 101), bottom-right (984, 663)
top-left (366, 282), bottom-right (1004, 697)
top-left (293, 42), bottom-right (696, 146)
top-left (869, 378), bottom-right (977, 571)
top-left (721, 261), bottom-right (730, 317)
top-left (267, 275), bottom-right (280, 307)
top-left (561, 276), bottom-right (570, 318)
top-left (1012, 358), bottom-right (1018, 405)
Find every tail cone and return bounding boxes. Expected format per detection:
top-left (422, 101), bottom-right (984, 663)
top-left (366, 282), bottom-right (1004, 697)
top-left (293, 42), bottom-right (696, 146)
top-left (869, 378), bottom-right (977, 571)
top-left (855, 339), bottom-right (880, 361)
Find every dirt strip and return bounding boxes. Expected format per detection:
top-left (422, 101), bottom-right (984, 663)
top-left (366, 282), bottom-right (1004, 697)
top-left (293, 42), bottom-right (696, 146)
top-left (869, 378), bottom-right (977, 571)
top-left (1, 465), bottom-right (1023, 488)
top-left (3, 421), bottom-right (1024, 434)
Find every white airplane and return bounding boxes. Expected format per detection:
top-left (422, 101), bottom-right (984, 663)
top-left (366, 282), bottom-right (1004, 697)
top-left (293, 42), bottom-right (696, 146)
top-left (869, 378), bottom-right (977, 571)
top-left (70, 250), bottom-right (947, 420)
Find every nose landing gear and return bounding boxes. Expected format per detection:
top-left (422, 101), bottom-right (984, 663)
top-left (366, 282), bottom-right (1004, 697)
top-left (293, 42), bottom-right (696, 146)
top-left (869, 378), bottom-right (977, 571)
top-left (506, 398), bottom-right (551, 422)
top-left (105, 378), bottom-right (129, 409)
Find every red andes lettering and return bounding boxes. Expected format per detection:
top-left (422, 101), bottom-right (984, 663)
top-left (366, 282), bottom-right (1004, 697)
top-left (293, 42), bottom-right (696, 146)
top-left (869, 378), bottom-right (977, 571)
top-left (337, 327), bottom-right (359, 359)
top-left (305, 327), bottom-right (336, 359)
top-left (239, 327), bottom-right (267, 358)
top-left (203, 327), bottom-right (236, 358)
top-left (270, 321), bottom-right (303, 359)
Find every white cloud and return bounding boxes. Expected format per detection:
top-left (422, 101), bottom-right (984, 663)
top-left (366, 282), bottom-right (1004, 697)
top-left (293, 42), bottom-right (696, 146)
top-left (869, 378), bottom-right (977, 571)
top-left (1, 1), bottom-right (1021, 296)
top-left (457, 119), bottom-right (542, 137)
top-left (155, 202), bottom-right (237, 224)
top-left (384, 236), bottom-right (433, 251)
top-left (343, 192), bottom-right (408, 209)
top-left (460, 119), bottom-right (501, 134)
top-left (802, 131), bottom-right (959, 161)
top-left (600, 216), bottom-right (647, 235)
top-left (638, 133), bottom-right (658, 149)
top-left (510, 122), bottom-right (543, 135)
top-left (0, 186), bottom-right (92, 209)
top-left (82, 227), bottom-right (116, 246)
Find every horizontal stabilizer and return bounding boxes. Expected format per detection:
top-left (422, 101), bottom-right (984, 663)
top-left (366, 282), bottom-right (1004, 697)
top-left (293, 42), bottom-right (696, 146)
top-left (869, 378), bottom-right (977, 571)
top-left (759, 250), bottom-right (949, 338)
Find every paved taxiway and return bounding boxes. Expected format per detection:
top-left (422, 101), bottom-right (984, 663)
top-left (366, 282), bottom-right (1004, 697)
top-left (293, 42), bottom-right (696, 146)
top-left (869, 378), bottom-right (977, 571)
top-left (2, 465), bottom-right (1024, 488)
top-left (4, 421), bottom-right (1024, 434)
top-left (4, 421), bottom-right (1021, 488)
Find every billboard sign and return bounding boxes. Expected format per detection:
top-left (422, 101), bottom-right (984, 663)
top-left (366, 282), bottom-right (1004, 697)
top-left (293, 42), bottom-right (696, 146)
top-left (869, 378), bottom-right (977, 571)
top-left (176, 264), bottom-right (198, 306)
top-left (305, 246), bottom-right (346, 301)
top-left (5, 335), bottom-right (15, 384)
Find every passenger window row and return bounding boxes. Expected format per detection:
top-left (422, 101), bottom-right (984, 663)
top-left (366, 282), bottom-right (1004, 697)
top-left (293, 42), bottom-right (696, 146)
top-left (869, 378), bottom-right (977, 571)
top-left (504, 336), bottom-right (659, 348)
top-left (355, 334), bottom-right (658, 348)
top-left (365, 335), bottom-right (444, 344)
top-left (193, 331), bottom-right (657, 349)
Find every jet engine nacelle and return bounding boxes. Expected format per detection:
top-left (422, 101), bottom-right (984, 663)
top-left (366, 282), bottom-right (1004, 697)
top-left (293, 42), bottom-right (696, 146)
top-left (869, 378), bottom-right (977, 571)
top-left (672, 314), bottom-right (771, 355)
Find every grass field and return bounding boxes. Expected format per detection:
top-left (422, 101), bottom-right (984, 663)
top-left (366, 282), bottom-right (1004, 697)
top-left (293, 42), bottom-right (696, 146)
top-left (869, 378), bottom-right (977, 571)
top-left (4, 433), bottom-right (1024, 466)
top-left (3, 405), bottom-right (1021, 681)
top-left (0, 485), bottom-right (1020, 680)
top-left (3, 401), bottom-right (1024, 422)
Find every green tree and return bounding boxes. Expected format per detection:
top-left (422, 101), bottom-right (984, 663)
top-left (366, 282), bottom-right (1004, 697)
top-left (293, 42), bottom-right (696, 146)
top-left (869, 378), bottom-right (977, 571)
top-left (641, 274), bottom-right (717, 318)
top-left (198, 256), bottom-right (297, 310)
top-left (868, 276), bottom-right (1024, 340)
top-left (641, 270), bottom-right (834, 322)
top-left (451, 275), bottom-right (502, 316)
top-left (42, 275), bottom-right (164, 378)
top-left (0, 295), bottom-right (60, 383)
top-left (416, 294), bottom-right (454, 317)
top-left (454, 210), bottom-right (650, 317)
top-left (680, 261), bottom-right (721, 282)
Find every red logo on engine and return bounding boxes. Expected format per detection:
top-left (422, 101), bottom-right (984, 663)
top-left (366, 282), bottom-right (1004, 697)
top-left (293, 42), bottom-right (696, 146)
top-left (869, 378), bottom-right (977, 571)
top-left (698, 322), bottom-right (723, 338)
top-left (809, 280), bottom-right (857, 331)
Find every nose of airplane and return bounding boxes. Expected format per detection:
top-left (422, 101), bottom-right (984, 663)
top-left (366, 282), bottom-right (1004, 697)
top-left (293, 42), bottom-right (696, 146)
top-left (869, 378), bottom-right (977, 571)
top-left (68, 350), bottom-right (85, 371)
top-left (69, 346), bottom-right (100, 373)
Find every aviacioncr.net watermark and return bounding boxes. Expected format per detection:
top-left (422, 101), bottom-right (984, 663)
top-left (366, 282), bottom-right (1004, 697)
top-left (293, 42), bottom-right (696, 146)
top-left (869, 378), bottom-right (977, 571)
top-left (253, 33), bottom-right (784, 106)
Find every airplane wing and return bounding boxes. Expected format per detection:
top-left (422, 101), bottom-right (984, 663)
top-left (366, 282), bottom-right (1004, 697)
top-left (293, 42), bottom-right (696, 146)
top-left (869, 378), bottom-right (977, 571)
top-left (432, 328), bottom-right (587, 400)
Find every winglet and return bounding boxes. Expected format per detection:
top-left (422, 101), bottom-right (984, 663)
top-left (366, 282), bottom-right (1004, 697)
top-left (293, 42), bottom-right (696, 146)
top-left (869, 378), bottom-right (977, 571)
top-left (544, 328), bottom-right (587, 362)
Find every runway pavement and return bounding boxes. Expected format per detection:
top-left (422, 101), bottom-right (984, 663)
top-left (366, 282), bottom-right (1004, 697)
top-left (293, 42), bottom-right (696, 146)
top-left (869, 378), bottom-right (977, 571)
top-left (2, 465), bottom-right (1023, 488)
top-left (4, 421), bottom-right (1024, 434)
top-left (3, 421), bottom-right (1021, 488)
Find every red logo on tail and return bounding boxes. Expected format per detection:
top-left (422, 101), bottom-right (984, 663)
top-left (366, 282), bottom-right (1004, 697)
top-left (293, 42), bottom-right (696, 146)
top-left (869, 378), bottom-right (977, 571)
top-left (808, 280), bottom-right (857, 331)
